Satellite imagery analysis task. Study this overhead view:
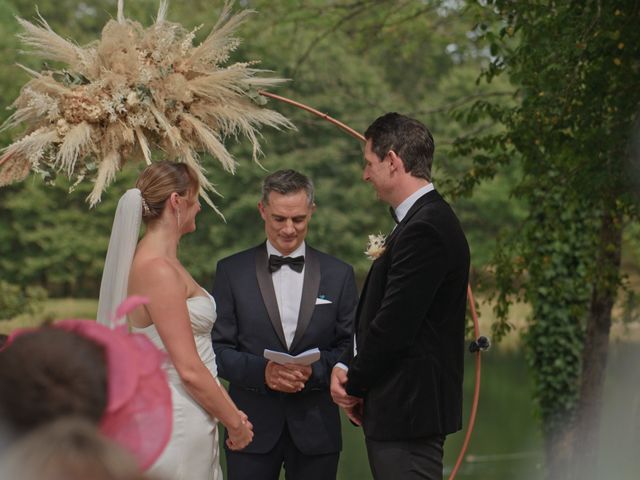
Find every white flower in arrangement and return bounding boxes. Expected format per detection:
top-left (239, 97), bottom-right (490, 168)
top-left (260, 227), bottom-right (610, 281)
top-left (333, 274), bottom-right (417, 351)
top-left (365, 233), bottom-right (386, 260)
top-left (126, 91), bottom-right (139, 107)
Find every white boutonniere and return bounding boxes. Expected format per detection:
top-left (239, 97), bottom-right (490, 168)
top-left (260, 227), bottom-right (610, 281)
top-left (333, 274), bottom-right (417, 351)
top-left (365, 233), bottom-right (386, 260)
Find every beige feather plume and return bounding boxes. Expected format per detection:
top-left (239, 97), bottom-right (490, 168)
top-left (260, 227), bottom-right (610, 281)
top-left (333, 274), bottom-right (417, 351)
top-left (156, 0), bottom-right (169, 24)
top-left (188, 1), bottom-right (253, 67)
top-left (149, 105), bottom-right (183, 148)
top-left (56, 122), bottom-right (93, 175)
top-left (1, 127), bottom-right (58, 161)
top-left (179, 146), bottom-right (225, 219)
top-left (181, 113), bottom-right (236, 173)
top-left (0, 0), bottom-right (294, 208)
top-left (16, 13), bottom-right (91, 72)
top-left (0, 128), bottom-right (59, 185)
top-left (134, 127), bottom-right (152, 165)
top-left (88, 150), bottom-right (120, 207)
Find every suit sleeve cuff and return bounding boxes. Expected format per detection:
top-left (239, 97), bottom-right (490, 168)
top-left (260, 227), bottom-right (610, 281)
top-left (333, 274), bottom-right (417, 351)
top-left (246, 356), bottom-right (269, 389)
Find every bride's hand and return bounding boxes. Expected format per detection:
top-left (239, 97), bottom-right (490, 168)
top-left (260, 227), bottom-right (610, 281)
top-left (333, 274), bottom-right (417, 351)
top-left (226, 412), bottom-right (253, 451)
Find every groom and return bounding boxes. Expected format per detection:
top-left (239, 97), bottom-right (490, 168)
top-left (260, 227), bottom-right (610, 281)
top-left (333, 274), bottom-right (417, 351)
top-left (331, 113), bottom-right (470, 479)
top-left (212, 170), bottom-right (357, 480)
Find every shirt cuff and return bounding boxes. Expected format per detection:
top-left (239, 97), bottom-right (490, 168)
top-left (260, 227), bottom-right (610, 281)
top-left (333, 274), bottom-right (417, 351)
top-left (334, 362), bottom-right (349, 372)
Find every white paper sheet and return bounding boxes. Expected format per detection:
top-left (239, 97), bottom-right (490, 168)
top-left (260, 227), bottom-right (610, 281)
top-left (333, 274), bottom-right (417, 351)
top-left (263, 347), bottom-right (321, 366)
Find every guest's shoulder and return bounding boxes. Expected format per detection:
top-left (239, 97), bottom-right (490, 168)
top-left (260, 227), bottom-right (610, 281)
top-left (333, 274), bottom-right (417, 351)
top-left (216, 243), bottom-right (264, 269)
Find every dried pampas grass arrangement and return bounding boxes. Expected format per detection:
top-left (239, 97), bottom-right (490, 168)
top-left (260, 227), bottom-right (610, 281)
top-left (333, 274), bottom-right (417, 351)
top-left (0, 0), bottom-right (294, 208)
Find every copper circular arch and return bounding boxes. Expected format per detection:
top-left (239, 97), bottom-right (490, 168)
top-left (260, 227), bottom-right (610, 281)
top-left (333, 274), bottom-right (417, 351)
top-left (258, 90), bottom-right (487, 480)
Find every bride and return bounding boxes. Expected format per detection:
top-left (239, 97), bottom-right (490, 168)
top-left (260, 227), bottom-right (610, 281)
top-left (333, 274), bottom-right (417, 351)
top-left (97, 161), bottom-right (253, 479)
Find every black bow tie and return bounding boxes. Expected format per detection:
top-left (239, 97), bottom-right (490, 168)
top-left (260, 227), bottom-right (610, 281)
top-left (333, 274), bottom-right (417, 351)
top-left (389, 207), bottom-right (399, 224)
top-left (268, 254), bottom-right (305, 273)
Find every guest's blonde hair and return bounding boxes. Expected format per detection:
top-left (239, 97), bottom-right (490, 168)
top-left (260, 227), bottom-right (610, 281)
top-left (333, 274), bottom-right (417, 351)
top-left (135, 161), bottom-right (200, 223)
top-left (0, 418), bottom-right (146, 480)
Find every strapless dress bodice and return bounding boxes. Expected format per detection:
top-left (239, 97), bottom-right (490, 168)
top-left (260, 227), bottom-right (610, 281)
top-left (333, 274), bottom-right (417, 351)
top-left (132, 292), bottom-right (218, 384)
top-left (133, 291), bottom-right (222, 480)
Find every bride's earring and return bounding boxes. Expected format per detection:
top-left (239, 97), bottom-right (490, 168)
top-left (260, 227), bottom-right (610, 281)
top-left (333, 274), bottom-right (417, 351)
top-left (176, 209), bottom-right (182, 230)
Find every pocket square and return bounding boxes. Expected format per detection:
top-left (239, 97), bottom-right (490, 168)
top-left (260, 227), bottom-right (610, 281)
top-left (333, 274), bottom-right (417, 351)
top-left (315, 297), bottom-right (332, 305)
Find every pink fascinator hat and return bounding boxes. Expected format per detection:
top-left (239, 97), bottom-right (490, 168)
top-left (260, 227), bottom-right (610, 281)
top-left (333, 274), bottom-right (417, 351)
top-left (1, 296), bottom-right (172, 470)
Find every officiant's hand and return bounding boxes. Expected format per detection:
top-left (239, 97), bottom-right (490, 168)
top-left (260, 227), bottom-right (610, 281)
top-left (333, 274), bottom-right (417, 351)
top-left (265, 361), bottom-right (306, 393)
top-left (330, 366), bottom-right (360, 408)
top-left (284, 363), bottom-right (312, 384)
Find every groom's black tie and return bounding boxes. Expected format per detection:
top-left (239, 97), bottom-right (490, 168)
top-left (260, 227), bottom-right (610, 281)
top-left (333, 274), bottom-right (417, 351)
top-left (268, 254), bottom-right (305, 273)
top-left (389, 206), bottom-right (399, 224)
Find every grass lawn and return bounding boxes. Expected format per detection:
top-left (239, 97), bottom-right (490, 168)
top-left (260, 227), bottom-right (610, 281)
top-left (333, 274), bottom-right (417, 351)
top-left (0, 298), bottom-right (98, 334)
top-left (2, 294), bottom-right (638, 344)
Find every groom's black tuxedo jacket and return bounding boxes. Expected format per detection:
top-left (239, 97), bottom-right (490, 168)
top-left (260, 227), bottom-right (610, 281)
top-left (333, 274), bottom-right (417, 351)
top-left (212, 243), bottom-right (357, 455)
top-left (343, 190), bottom-right (470, 441)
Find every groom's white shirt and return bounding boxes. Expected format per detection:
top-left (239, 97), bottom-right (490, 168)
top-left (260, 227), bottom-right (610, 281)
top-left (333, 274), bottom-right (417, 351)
top-left (394, 183), bottom-right (434, 223)
top-left (335, 183), bottom-right (435, 372)
top-left (267, 240), bottom-right (306, 349)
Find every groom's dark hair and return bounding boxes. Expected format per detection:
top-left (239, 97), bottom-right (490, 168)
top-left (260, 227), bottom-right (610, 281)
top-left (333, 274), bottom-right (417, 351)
top-left (261, 170), bottom-right (315, 207)
top-left (365, 112), bottom-right (434, 181)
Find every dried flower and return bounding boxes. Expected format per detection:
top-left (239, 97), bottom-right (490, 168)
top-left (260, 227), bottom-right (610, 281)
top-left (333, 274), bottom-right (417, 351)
top-left (365, 233), bottom-right (386, 260)
top-left (0, 0), bottom-right (294, 209)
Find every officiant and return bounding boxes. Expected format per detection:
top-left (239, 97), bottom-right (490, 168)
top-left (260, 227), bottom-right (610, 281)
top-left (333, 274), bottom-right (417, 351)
top-left (212, 170), bottom-right (357, 480)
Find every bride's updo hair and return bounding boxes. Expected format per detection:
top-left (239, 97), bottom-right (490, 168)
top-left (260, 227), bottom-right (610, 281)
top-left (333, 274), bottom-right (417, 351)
top-left (135, 161), bottom-right (200, 223)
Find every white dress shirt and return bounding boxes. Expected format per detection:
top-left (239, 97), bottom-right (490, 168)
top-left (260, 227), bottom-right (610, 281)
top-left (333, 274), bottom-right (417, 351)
top-left (335, 183), bottom-right (436, 372)
top-left (393, 182), bottom-right (435, 224)
top-left (266, 240), bottom-right (305, 349)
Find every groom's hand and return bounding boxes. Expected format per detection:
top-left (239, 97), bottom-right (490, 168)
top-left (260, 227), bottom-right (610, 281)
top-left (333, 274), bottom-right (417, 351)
top-left (344, 399), bottom-right (364, 426)
top-left (265, 361), bottom-right (306, 393)
top-left (330, 366), bottom-right (360, 408)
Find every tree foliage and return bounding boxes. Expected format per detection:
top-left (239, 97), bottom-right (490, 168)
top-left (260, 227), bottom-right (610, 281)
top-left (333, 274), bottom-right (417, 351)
top-left (0, 279), bottom-right (46, 320)
top-left (453, 1), bottom-right (640, 478)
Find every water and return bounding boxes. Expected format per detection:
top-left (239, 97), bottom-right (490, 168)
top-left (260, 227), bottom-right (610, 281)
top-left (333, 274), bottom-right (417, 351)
top-left (336, 342), bottom-right (640, 480)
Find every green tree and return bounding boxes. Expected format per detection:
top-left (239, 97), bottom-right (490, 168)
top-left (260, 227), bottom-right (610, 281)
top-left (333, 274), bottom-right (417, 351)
top-left (0, 171), bottom-right (137, 296)
top-left (2, 0), bottom-right (513, 293)
top-left (453, 1), bottom-right (640, 478)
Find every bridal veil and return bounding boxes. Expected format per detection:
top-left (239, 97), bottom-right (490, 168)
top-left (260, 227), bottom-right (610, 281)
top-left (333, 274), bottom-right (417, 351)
top-left (96, 189), bottom-right (142, 326)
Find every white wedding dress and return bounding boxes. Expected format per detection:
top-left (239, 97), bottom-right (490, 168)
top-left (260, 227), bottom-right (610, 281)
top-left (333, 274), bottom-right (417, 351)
top-left (132, 291), bottom-right (223, 480)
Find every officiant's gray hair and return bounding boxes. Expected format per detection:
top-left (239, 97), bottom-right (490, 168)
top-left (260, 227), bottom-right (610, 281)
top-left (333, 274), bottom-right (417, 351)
top-left (261, 170), bottom-right (315, 207)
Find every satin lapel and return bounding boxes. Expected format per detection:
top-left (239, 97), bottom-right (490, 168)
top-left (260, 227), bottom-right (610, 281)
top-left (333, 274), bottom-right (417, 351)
top-left (255, 244), bottom-right (288, 350)
top-left (384, 222), bottom-right (402, 246)
top-left (289, 247), bottom-right (320, 352)
top-left (400, 189), bottom-right (440, 225)
top-left (383, 190), bottom-right (441, 246)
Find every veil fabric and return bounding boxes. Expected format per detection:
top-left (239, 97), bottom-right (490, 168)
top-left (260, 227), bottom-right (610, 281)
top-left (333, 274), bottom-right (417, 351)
top-left (97, 188), bottom-right (143, 326)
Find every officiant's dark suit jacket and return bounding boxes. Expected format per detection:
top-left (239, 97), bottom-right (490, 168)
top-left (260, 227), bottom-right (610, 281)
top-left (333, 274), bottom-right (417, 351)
top-left (343, 190), bottom-right (470, 441)
top-left (212, 242), bottom-right (357, 455)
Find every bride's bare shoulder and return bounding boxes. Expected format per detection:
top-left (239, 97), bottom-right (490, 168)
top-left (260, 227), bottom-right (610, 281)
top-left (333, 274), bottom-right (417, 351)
top-left (130, 255), bottom-right (182, 285)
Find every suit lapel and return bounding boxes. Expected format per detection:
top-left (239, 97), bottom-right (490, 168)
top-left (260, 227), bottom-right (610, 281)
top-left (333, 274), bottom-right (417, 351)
top-left (355, 191), bottom-right (442, 340)
top-left (384, 190), bottom-right (441, 245)
top-left (289, 247), bottom-right (320, 352)
top-left (255, 244), bottom-right (288, 350)
top-left (399, 189), bottom-right (440, 225)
